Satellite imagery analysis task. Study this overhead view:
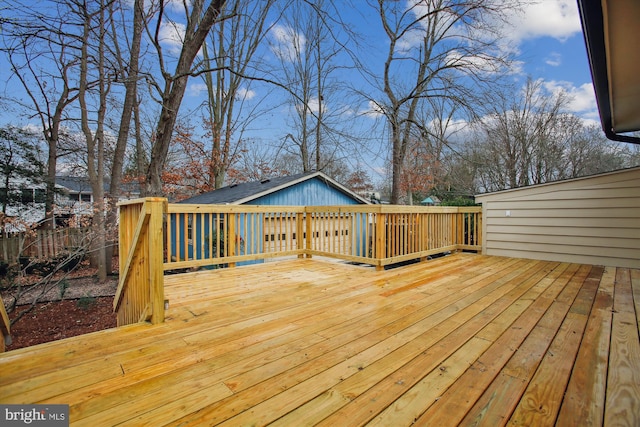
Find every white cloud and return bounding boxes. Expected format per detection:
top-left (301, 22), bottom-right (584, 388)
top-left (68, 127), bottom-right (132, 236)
top-left (545, 52), bottom-right (562, 67)
top-left (188, 83), bottom-right (207, 97)
top-left (398, 1), bottom-right (524, 76)
top-left (158, 21), bottom-right (185, 54)
top-left (294, 97), bottom-right (321, 115)
top-left (541, 80), bottom-right (601, 127)
top-left (236, 87), bottom-right (256, 101)
top-left (542, 80), bottom-right (596, 113)
top-left (270, 24), bottom-right (306, 62)
top-left (22, 123), bottom-right (42, 135)
top-left (432, 118), bottom-right (469, 136)
top-left (503, 0), bottom-right (582, 43)
top-left (164, 0), bottom-right (189, 13)
top-left (445, 49), bottom-right (522, 75)
top-left (362, 100), bottom-right (384, 119)
top-left (396, 27), bottom-right (423, 53)
top-left (186, 84), bottom-right (257, 101)
top-left (307, 97), bottom-right (320, 113)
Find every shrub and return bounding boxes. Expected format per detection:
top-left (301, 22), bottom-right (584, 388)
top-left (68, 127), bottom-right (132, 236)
top-left (77, 295), bottom-right (97, 310)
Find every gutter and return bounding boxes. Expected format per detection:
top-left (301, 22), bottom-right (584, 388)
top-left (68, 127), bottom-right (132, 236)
top-left (577, 0), bottom-right (640, 144)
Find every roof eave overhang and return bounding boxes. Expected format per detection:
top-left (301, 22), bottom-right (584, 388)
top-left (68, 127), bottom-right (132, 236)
top-left (577, 0), bottom-right (640, 144)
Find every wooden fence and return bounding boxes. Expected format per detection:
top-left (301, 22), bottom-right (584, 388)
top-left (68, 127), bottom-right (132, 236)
top-left (0, 228), bottom-right (90, 263)
top-left (116, 198), bottom-right (482, 326)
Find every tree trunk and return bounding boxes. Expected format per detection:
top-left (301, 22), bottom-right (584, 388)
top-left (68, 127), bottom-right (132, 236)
top-left (144, 0), bottom-right (225, 196)
top-left (390, 128), bottom-right (402, 204)
top-left (78, 0), bottom-right (109, 282)
top-left (104, 0), bottom-right (144, 273)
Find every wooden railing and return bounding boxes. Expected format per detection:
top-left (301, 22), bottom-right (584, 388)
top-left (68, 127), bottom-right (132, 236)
top-left (305, 205), bottom-right (481, 267)
top-left (0, 295), bottom-right (10, 353)
top-left (165, 205), bottom-right (307, 271)
top-left (117, 198), bottom-right (482, 326)
top-left (113, 198), bottom-right (166, 326)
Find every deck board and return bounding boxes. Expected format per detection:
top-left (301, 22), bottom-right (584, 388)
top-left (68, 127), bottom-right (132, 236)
top-left (605, 268), bottom-right (640, 426)
top-left (0, 254), bottom-right (638, 426)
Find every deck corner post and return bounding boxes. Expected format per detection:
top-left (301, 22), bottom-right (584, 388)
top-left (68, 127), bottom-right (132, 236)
top-left (148, 197), bottom-right (167, 324)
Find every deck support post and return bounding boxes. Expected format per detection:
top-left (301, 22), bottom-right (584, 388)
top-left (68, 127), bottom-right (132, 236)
top-left (148, 198), bottom-right (167, 324)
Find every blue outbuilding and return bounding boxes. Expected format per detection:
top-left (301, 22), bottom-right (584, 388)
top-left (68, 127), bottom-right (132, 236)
top-left (179, 171), bottom-right (370, 206)
top-left (172, 171), bottom-right (371, 266)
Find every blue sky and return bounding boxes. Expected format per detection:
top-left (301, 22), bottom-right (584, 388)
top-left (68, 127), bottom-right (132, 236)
top-left (0, 0), bottom-right (600, 181)
top-left (182, 0), bottom-right (598, 141)
top-left (508, 0), bottom-right (596, 122)
top-left (206, 0), bottom-right (599, 178)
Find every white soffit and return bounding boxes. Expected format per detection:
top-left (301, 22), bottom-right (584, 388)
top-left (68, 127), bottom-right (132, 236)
top-left (604, 0), bottom-right (640, 132)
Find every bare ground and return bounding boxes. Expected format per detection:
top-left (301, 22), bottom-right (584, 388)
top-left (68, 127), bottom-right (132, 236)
top-left (2, 264), bottom-right (119, 351)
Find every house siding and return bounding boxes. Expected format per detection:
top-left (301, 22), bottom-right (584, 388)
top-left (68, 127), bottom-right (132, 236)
top-left (246, 177), bottom-right (365, 264)
top-left (475, 167), bottom-right (640, 268)
top-left (248, 177), bottom-right (361, 206)
top-left (172, 175), bottom-right (366, 266)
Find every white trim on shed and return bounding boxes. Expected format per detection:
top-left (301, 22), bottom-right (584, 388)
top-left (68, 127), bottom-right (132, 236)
top-left (475, 167), bottom-right (640, 268)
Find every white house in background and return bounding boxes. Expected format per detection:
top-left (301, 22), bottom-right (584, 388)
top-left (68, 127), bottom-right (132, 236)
top-left (0, 176), bottom-right (140, 230)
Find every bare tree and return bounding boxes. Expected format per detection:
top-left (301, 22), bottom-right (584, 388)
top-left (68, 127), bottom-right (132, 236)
top-left (402, 97), bottom-right (464, 204)
top-left (0, 127), bottom-right (46, 227)
top-left (76, 0), bottom-right (113, 281)
top-left (225, 138), bottom-right (289, 183)
top-left (108, 0), bottom-right (146, 200)
top-left (3, 0), bottom-right (148, 277)
top-left (465, 78), bottom-right (638, 193)
top-left (474, 78), bottom-right (569, 190)
top-left (564, 123), bottom-right (633, 177)
top-left (143, 0), bottom-right (226, 196)
top-left (369, 0), bottom-right (518, 203)
top-left (1, 2), bottom-right (81, 227)
top-left (199, 0), bottom-right (276, 189)
top-left (99, 0), bottom-right (149, 274)
top-left (272, 0), bottom-right (356, 174)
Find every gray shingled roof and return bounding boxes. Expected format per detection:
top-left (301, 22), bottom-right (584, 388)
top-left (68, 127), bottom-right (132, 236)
top-left (55, 176), bottom-right (97, 193)
top-left (55, 176), bottom-right (140, 195)
top-left (179, 171), bottom-right (367, 205)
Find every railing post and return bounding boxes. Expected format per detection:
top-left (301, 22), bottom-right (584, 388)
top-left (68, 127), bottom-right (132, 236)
top-left (305, 211), bottom-right (312, 258)
top-left (227, 213), bottom-right (236, 268)
top-left (456, 210), bottom-right (463, 249)
top-left (297, 212), bottom-right (305, 258)
top-left (374, 211), bottom-right (385, 271)
top-left (450, 211), bottom-right (457, 253)
top-left (478, 211), bottom-right (483, 254)
top-left (148, 198), bottom-right (167, 325)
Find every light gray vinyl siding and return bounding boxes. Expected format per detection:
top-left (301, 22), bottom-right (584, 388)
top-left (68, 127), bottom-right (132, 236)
top-left (475, 167), bottom-right (640, 268)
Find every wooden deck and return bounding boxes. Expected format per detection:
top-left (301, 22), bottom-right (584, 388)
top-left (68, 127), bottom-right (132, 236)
top-left (1, 253), bottom-right (639, 426)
